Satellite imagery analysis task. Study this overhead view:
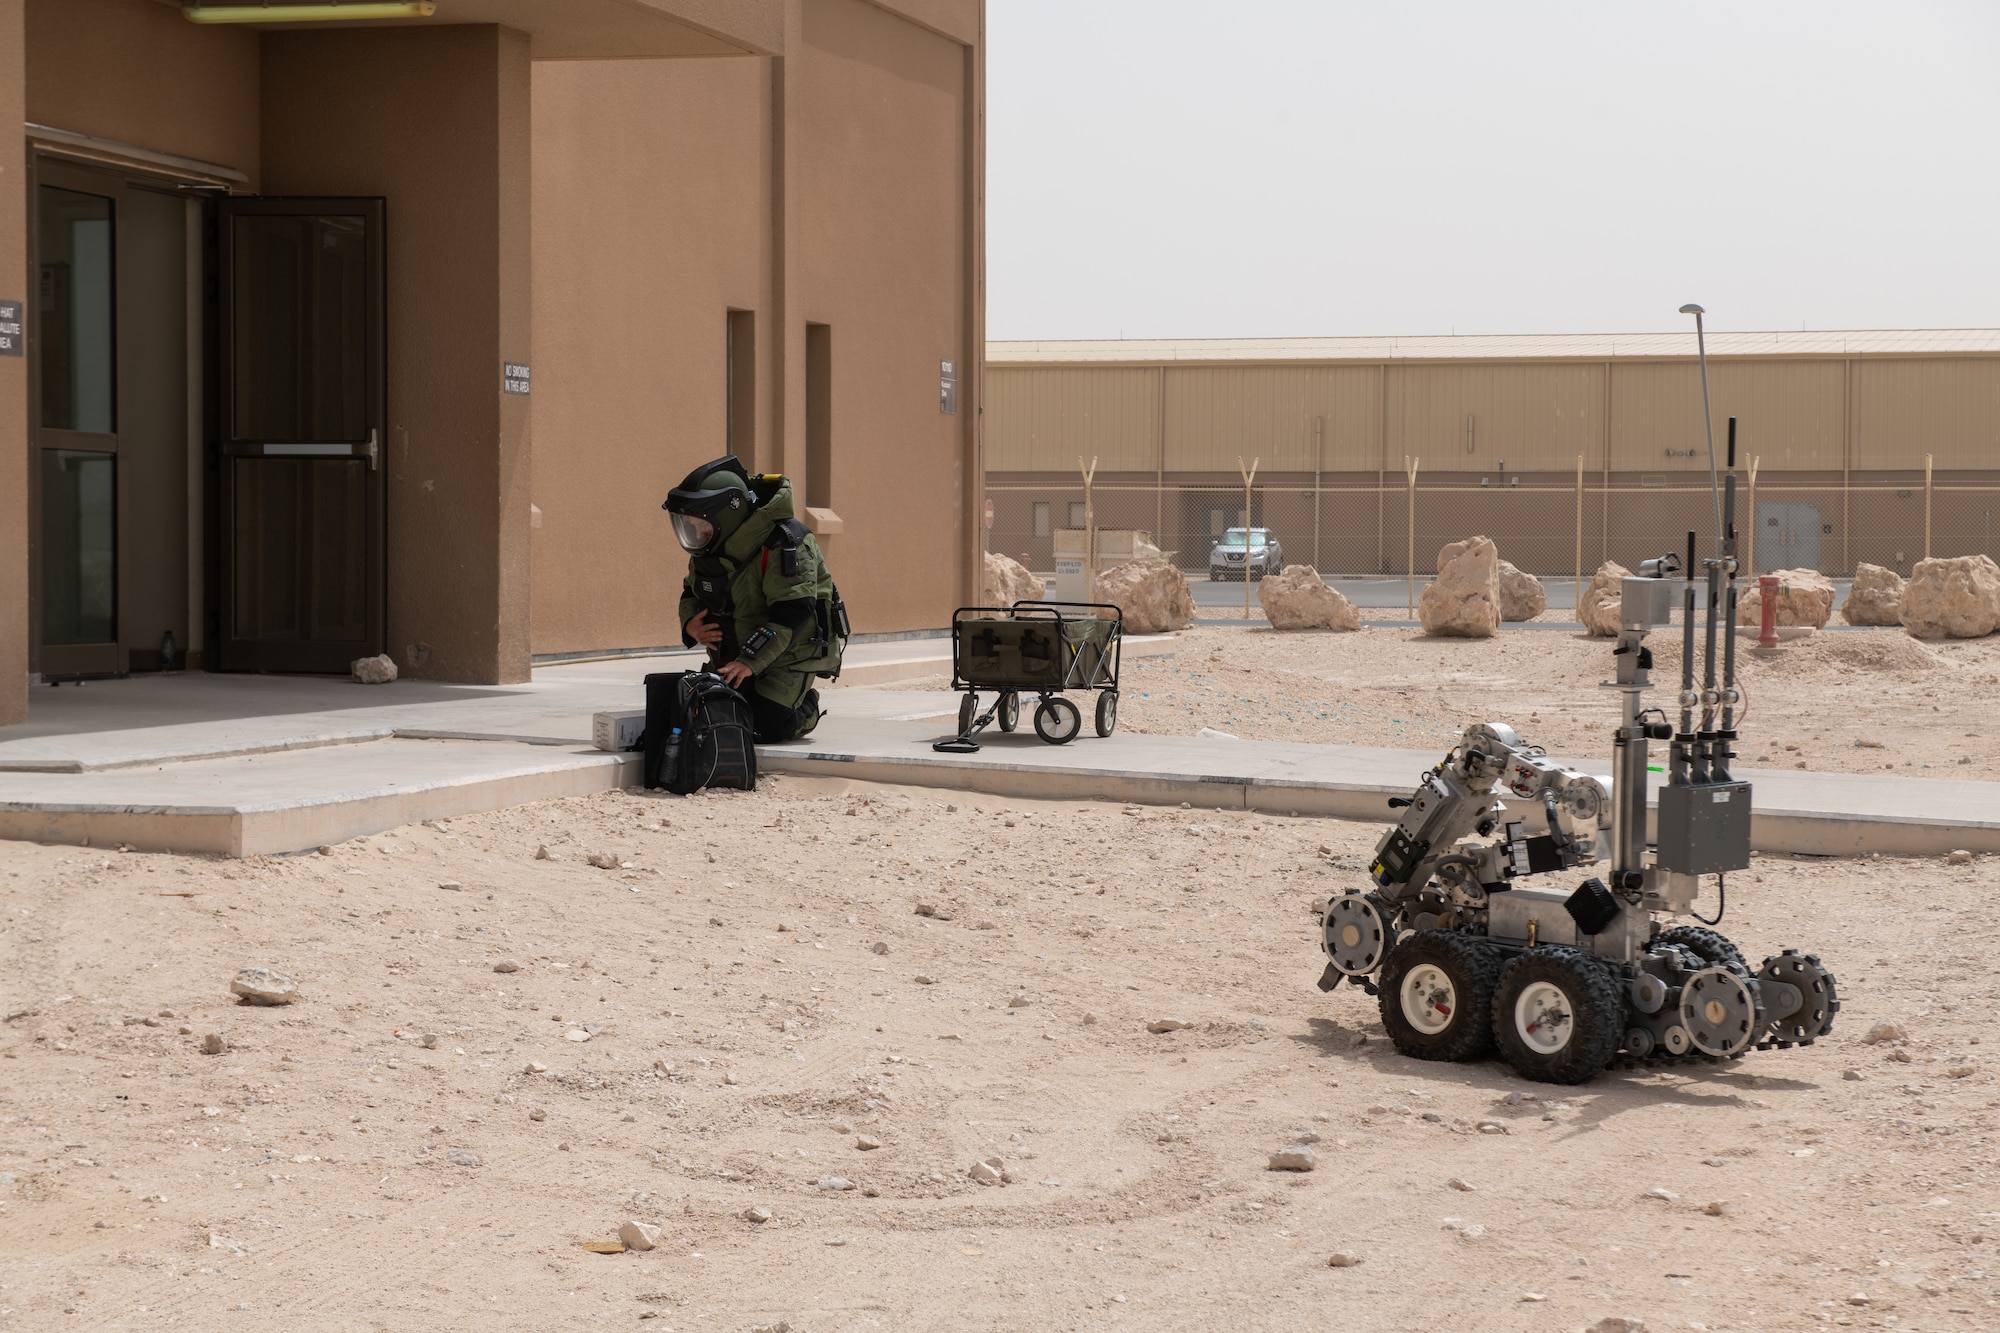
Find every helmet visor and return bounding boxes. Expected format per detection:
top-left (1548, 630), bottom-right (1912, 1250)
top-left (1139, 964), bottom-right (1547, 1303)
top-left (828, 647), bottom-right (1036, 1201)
top-left (671, 512), bottom-right (716, 553)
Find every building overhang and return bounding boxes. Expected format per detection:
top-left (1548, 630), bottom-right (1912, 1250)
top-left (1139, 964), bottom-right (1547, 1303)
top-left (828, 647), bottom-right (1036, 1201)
top-left (153, 0), bottom-right (780, 60)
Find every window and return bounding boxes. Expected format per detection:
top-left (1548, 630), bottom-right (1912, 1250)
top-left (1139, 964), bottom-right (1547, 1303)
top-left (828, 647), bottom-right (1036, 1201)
top-left (1032, 501), bottom-right (1051, 538)
top-left (1068, 501), bottom-right (1086, 528)
top-left (805, 323), bottom-right (831, 509)
top-left (39, 186), bottom-right (116, 434)
top-left (726, 310), bottom-right (755, 468)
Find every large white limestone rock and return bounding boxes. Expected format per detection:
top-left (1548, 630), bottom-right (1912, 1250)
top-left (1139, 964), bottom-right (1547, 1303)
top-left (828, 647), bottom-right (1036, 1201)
top-left (1736, 568), bottom-right (1836, 629)
top-left (1258, 565), bottom-right (1362, 631)
top-left (1900, 554), bottom-right (2000, 639)
top-left (1418, 536), bottom-right (1502, 638)
top-left (1496, 559), bottom-right (1547, 621)
top-left (1093, 558), bottom-right (1194, 634)
top-left (1579, 561), bottom-right (1631, 637)
top-left (982, 551), bottom-right (1045, 608)
top-left (1840, 562), bottom-right (1905, 626)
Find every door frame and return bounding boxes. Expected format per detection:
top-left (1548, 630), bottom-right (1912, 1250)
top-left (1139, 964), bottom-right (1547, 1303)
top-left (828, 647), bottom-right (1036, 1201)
top-left (211, 195), bottom-right (388, 673)
top-left (27, 158), bottom-right (133, 679)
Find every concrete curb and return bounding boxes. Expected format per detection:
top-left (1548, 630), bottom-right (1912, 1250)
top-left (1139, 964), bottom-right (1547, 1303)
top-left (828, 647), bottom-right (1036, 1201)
top-left (758, 743), bottom-right (2000, 858)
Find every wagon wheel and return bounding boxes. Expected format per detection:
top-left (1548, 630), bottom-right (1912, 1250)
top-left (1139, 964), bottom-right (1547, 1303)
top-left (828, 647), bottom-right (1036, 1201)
top-left (1033, 696), bottom-right (1082, 745)
top-left (997, 692), bottom-right (1020, 732)
top-left (957, 692), bottom-right (978, 738)
top-left (1094, 690), bottom-right (1119, 737)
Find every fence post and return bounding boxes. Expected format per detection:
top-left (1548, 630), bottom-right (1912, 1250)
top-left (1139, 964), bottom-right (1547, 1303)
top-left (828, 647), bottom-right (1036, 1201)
top-left (1312, 416), bottom-right (1323, 572)
top-left (1078, 455), bottom-right (1098, 601)
top-left (1746, 457), bottom-right (1759, 576)
top-left (1238, 456), bottom-right (1260, 620)
top-left (1574, 453), bottom-right (1585, 615)
top-left (1924, 453), bottom-right (1934, 561)
top-left (1405, 456), bottom-right (1421, 618)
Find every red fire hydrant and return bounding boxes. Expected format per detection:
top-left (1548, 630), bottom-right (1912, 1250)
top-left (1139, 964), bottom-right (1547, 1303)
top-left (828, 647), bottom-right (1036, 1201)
top-left (1757, 574), bottom-right (1781, 648)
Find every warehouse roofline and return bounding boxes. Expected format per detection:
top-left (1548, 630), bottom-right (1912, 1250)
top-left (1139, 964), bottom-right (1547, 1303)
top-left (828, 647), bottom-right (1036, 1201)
top-left (988, 328), bottom-right (2000, 365)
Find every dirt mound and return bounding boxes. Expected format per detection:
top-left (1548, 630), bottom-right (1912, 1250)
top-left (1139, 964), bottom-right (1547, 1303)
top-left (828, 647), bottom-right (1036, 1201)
top-left (1806, 631), bottom-right (1945, 676)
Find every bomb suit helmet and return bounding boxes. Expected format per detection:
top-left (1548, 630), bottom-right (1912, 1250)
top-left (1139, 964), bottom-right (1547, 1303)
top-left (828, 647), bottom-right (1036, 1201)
top-left (664, 456), bottom-right (756, 554)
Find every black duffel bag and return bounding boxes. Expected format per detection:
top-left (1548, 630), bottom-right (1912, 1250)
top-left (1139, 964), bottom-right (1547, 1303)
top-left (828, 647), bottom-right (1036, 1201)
top-left (642, 671), bottom-right (758, 794)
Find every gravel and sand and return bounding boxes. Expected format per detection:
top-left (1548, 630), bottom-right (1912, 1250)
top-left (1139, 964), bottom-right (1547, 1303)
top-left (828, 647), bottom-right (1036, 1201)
top-left (6, 617), bottom-right (2000, 1328)
top-left (3, 762), bottom-right (1997, 1330)
top-left (916, 624), bottom-right (2000, 780)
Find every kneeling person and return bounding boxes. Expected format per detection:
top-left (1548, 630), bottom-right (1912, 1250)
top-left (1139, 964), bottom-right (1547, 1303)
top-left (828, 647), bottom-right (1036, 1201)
top-left (665, 456), bottom-right (846, 742)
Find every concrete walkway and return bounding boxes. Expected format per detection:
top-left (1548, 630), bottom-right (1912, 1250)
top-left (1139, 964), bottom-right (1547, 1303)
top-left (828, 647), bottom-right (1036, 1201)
top-left (0, 643), bottom-right (1990, 858)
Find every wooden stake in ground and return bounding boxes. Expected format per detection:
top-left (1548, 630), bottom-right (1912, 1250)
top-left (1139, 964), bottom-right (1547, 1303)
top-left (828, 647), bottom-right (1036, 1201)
top-left (1575, 453), bottom-right (1585, 616)
top-left (1238, 455), bottom-right (1259, 620)
top-left (1078, 454), bottom-right (1099, 602)
top-left (1406, 456), bottom-right (1421, 618)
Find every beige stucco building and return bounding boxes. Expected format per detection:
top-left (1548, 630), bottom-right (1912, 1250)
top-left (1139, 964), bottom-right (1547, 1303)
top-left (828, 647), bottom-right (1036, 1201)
top-left (0, 0), bottom-right (985, 723)
top-left (985, 333), bottom-right (2000, 580)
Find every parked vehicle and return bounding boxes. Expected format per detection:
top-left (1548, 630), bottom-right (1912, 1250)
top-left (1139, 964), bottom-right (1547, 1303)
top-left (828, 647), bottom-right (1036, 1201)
top-left (1208, 528), bottom-right (1283, 581)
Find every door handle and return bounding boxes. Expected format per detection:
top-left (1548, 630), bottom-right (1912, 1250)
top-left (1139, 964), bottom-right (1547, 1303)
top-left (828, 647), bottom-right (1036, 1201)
top-left (361, 428), bottom-right (378, 471)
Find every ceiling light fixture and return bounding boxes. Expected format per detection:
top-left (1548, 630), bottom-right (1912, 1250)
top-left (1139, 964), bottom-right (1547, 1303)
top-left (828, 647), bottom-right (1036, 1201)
top-left (184, 3), bottom-right (437, 23)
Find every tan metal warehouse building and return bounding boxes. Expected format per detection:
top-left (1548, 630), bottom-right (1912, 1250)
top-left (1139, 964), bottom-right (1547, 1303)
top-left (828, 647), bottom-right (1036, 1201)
top-left (1, 0), bottom-right (984, 724)
top-left (985, 332), bottom-right (2000, 582)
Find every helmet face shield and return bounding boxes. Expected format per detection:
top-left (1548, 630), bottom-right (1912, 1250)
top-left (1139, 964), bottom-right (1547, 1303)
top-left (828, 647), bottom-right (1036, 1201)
top-left (671, 512), bottom-right (716, 553)
top-left (663, 456), bottom-right (754, 554)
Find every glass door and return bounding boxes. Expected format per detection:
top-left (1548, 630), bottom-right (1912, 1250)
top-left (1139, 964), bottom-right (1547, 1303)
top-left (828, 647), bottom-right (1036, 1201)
top-left (216, 197), bottom-right (385, 673)
top-left (34, 175), bottom-right (121, 678)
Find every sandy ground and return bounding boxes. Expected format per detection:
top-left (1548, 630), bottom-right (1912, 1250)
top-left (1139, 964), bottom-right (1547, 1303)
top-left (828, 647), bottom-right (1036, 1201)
top-left (919, 625), bottom-right (2000, 780)
top-left (2, 777), bottom-right (1996, 1331)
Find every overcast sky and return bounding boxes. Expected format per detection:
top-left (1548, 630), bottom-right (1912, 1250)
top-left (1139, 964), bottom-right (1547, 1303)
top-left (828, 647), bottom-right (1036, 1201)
top-left (986, 1), bottom-right (2000, 340)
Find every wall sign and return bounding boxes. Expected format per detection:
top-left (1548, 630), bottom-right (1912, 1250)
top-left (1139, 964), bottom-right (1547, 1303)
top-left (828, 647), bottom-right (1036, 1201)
top-left (939, 358), bottom-right (957, 414)
top-left (503, 362), bottom-right (531, 395)
top-left (0, 301), bottom-right (22, 357)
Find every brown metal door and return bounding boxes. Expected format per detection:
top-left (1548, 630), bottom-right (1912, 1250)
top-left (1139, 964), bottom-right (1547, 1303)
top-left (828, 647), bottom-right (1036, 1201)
top-left (215, 197), bottom-right (385, 673)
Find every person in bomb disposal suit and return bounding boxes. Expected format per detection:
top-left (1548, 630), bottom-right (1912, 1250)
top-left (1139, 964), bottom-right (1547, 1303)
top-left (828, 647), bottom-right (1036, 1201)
top-left (664, 456), bottom-right (848, 742)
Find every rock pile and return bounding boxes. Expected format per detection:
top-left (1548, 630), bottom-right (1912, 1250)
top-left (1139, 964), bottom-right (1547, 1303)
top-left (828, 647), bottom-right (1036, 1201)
top-left (1496, 560), bottom-right (1547, 621)
top-left (1737, 568), bottom-right (1835, 629)
top-left (1579, 561), bottom-right (1631, 637)
top-left (981, 551), bottom-right (1045, 607)
top-left (1899, 554), bottom-right (2000, 639)
top-left (1841, 562), bottom-right (1904, 626)
top-left (1092, 559), bottom-right (1194, 634)
top-left (1257, 565), bottom-right (1362, 630)
top-left (1418, 536), bottom-right (1502, 638)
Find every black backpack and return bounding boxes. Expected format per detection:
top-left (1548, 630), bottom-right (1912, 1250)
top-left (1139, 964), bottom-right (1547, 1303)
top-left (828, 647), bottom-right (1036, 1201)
top-left (642, 671), bottom-right (759, 794)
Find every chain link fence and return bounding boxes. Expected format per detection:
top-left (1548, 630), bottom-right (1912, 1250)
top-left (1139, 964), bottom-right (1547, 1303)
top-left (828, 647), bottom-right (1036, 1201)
top-left (986, 479), bottom-right (2000, 583)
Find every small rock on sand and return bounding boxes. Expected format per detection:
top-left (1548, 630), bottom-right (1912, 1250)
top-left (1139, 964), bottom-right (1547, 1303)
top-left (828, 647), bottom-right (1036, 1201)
top-left (742, 1206), bottom-right (773, 1223)
top-left (618, 1220), bottom-right (661, 1251)
top-left (493, 958), bottom-right (521, 973)
top-left (446, 1149), bottom-right (481, 1168)
top-left (968, 1159), bottom-right (1005, 1185)
top-left (1588, 1319), bottom-right (1647, 1333)
top-left (1948, 849), bottom-right (1973, 865)
top-left (230, 967), bottom-right (298, 1006)
top-left (1326, 1251), bottom-right (1362, 1267)
top-left (200, 1032), bottom-right (227, 1055)
top-left (1267, 1146), bottom-right (1317, 1172)
top-left (1862, 1021), bottom-right (1907, 1045)
top-left (1146, 1018), bottom-right (1190, 1033)
top-left (856, 1135), bottom-right (882, 1151)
